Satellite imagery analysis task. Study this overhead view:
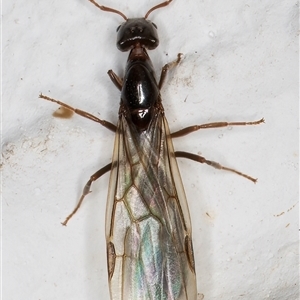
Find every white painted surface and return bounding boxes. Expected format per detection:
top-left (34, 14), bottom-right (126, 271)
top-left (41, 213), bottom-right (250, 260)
top-left (2, 0), bottom-right (298, 299)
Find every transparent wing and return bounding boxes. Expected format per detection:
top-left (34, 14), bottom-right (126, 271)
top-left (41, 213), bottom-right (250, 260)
top-left (105, 111), bottom-right (197, 300)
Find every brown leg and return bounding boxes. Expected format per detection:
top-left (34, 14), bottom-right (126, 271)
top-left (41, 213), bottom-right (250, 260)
top-left (175, 151), bottom-right (257, 183)
top-left (108, 69), bottom-right (123, 91)
top-left (61, 163), bottom-right (112, 226)
top-left (171, 118), bottom-right (264, 138)
top-left (39, 94), bottom-right (117, 132)
top-left (158, 53), bottom-right (183, 90)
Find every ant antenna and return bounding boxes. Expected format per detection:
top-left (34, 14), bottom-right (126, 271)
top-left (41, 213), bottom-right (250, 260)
top-left (144, 0), bottom-right (173, 19)
top-left (88, 0), bottom-right (128, 20)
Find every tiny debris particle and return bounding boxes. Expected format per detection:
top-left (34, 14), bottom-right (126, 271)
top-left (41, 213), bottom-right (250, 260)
top-left (53, 106), bottom-right (74, 119)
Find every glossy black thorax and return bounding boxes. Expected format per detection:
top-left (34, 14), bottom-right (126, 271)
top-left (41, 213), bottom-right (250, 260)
top-left (121, 49), bottom-right (159, 131)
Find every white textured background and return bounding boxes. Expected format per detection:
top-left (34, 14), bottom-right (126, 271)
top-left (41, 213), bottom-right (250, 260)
top-left (2, 0), bottom-right (298, 299)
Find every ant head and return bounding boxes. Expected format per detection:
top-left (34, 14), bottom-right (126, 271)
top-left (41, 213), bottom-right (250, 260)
top-left (88, 0), bottom-right (173, 51)
top-left (116, 19), bottom-right (159, 52)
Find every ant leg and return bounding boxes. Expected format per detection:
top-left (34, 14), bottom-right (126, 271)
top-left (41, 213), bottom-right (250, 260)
top-left (108, 69), bottom-right (123, 91)
top-left (39, 94), bottom-right (117, 132)
top-left (61, 163), bottom-right (112, 226)
top-left (171, 118), bottom-right (264, 138)
top-left (175, 151), bottom-right (257, 183)
top-left (158, 53), bottom-right (183, 90)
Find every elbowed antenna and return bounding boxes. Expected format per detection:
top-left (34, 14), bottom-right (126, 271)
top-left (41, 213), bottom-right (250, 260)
top-left (88, 0), bottom-right (174, 21)
top-left (88, 0), bottom-right (128, 20)
top-left (144, 0), bottom-right (173, 19)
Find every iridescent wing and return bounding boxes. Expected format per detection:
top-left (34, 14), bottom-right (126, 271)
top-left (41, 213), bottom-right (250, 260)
top-left (106, 111), bottom-right (197, 300)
